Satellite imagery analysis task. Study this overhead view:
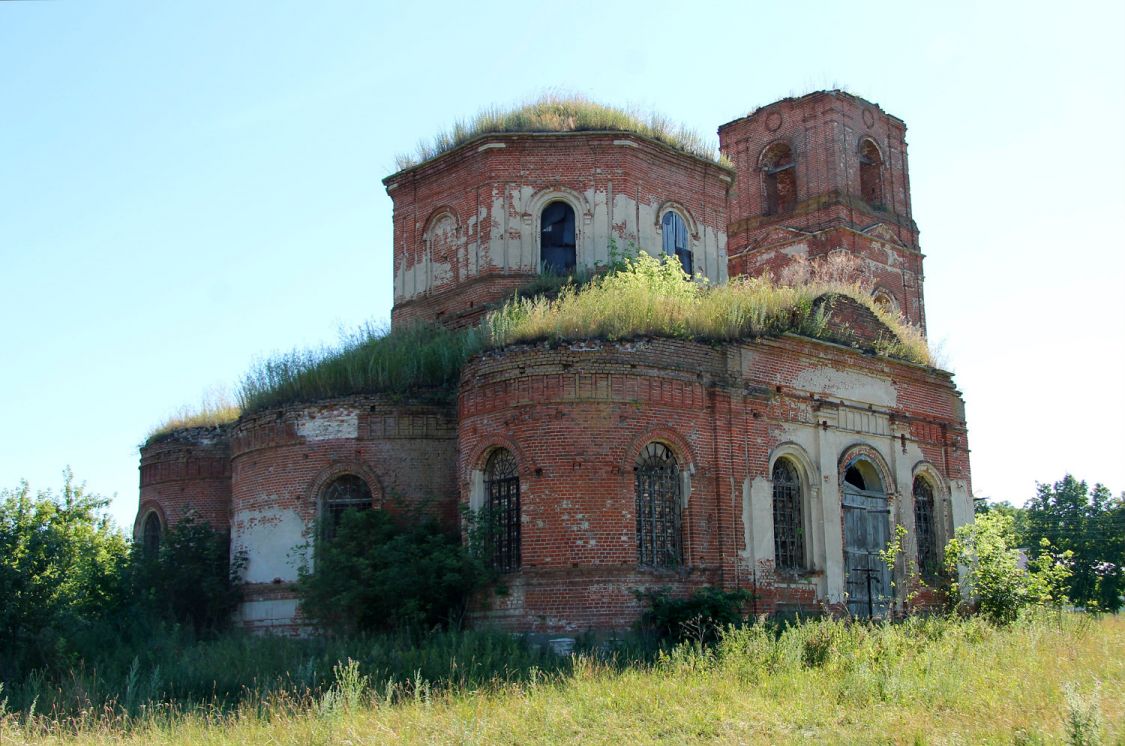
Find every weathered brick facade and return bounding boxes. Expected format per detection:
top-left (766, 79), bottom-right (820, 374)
top-left (137, 90), bottom-right (972, 633)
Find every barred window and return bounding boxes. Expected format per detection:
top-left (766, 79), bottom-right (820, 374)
top-left (485, 449), bottom-right (520, 573)
top-left (913, 476), bottom-right (939, 581)
top-left (635, 443), bottom-right (682, 567)
top-left (142, 512), bottom-right (162, 556)
top-left (772, 459), bottom-right (805, 572)
top-left (762, 142), bottom-right (796, 215)
top-left (661, 211), bottom-right (693, 275)
top-left (320, 474), bottom-right (372, 542)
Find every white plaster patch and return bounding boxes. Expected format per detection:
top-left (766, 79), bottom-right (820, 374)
top-left (792, 367), bottom-right (897, 408)
top-left (237, 598), bottom-right (300, 626)
top-left (233, 506), bottom-right (307, 584)
top-left (296, 408), bottom-right (358, 441)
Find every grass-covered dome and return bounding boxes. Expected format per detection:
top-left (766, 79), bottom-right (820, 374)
top-left (393, 94), bottom-right (727, 171)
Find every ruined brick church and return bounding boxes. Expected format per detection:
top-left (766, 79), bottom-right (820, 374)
top-left (137, 91), bottom-right (973, 633)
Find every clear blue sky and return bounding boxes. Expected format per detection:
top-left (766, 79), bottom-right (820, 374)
top-left (2, 0), bottom-right (1123, 531)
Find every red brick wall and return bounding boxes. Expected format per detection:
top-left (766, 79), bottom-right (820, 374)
top-left (137, 426), bottom-right (232, 536)
top-left (719, 91), bottom-right (926, 328)
top-left (458, 337), bottom-right (969, 631)
top-left (385, 132), bottom-right (731, 329)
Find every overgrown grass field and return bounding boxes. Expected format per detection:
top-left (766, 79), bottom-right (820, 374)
top-left (3, 614), bottom-right (1121, 744)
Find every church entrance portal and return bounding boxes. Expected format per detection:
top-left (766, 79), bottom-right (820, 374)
top-left (842, 459), bottom-right (892, 619)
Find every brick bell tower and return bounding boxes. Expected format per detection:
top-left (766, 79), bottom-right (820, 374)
top-left (719, 91), bottom-right (926, 329)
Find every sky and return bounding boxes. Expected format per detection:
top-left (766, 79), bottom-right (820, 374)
top-left (1, 0), bottom-right (1123, 532)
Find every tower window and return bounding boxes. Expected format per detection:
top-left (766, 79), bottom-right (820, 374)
top-left (772, 458), bottom-right (805, 572)
top-left (540, 201), bottom-right (576, 274)
top-left (859, 138), bottom-right (884, 207)
top-left (761, 143), bottom-right (796, 216)
top-left (320, 474), bottom-right (373, 542)
top-left (635, 442), bottom-right (682, 567)
top-left (913, 476), bottom-right (939, 581)
top-left (484, 448), bottom-right (521, 573)
top-left (142, 512), bottom-right (162, 557)
top-left (661, 211), bottom-right (693, 275)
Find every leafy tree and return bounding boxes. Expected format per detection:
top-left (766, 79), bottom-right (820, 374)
top-left (1023, 475), bottom-right (1124, 611)
top-left (297, 509), bottom-right (485, 635)
top-left (128, 513), bottom-right (244, 634)
top-left (0, 470), bottom-right (129, 677)
top-left (944, 510), bottom-right (1072, 625)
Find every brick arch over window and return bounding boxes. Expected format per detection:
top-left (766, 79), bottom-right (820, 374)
top-left (858, 137), bottom-right (884, 207)
top-left (528, 187), bottom-right (589, 274)
top-left (482, 447), bottom-right (521, 574)
top-left (759, 141), bottom-right (796, 216)
top-left (838, 444), bottom-right (896, 497)
top-left (141, 508), bottom-right (164, 556)
top-left (306, 463), bottom-right (383, 541)
top-left (133, 499), bottom-right (168, 541)
top-left (634, 441), bottom-right (682, 568)
top-left (768, 442), bottom-right (818, 573)
top-left (911, 462), bottom-right (951, 581)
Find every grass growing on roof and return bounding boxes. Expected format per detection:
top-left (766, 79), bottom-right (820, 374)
top-left (486, 251), bottom-right (933, 366)
top-left (236, 322), bottom-right (485, 415)
top-left (156, 251), bottom-right (930, 430)
top-left (147, 390), bottom-right (240, 442)
top-left (395, 93), bottom-right (726, 170)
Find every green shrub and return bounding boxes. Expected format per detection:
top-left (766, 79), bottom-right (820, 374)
top-left (639, 586), bottom-right (752, 644)
top-left (944, 511), bottom-right (1073, 624)
top-left (128, 514), bottom-right (244, 635)
top-left (297, 509), bottom-right (486, 635)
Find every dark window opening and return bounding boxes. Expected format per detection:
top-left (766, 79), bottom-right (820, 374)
top-left (484, 449), bottom-right (521, 573)
top-left (762, 143), bottom-right (796, 216)
top-left (859, 139), bottom-right (884, 207)
top-left (661, 211), bottom-right (693, 275)
top-left (540, 201), bottom-right (576, 274)
top-left (844, 466), bottom-right (867, 491)
top-left (772, 459), bottom-right (805, 572)
top-left (913, 477), bottom-right (939, 581)
top-left (321, 474), bottom-right (373, 542)
top-left (142, 512), bottom-right (162, 557)
top-left (635, 442), bottom-right (682, 567)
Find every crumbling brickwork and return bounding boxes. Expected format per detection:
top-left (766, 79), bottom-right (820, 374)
top-left (137, 90), bottom-right (972, 633)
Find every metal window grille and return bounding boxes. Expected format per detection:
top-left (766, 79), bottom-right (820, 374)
top-left (540, 201), bottom-right (576, 274)
top-left (142, 512), bottom-right (162, 556)
top-left (772, 459), bottom-right (805, 572)
top-left (635, 443), bottom-right (682, 568)
top-left (913, 477), bottom-right (938, 580)
top-left (485, 449), bottom-right (520, 574)
top-left (321, 474), bottom-right (373, 542)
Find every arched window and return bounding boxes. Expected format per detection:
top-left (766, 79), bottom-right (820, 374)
top-left (320, 474), bottom-right (373, 542)
top-left (913, 476), bottom-right (939, 581)
top-left (859, 138), bottom-right (884, 207)
top-left (661, 211), bottom-right (692, 274)
top-left (761, 143), bottom-right (796, 215)
top-left (484, 448), bottom-right (520, 573)
top-left (635, 442), bottom-right (682, 567)
top-left (540, 201), bottom-right (576, 274)
top-left (872, 289), bottom-right (896, 314)
top-left (772, 459), bottom-right (805, 572)
top-left (142, 512), bottom-right (162, 557)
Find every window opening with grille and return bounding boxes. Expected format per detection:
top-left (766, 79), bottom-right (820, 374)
top-left (484, 448), bottom-right (521, 573)
top-left (772, 459), bottom-right (805, 572)
top-left (635, 442), bottom-right (682, 567)
top-left (320, 474), bottom-right (373, 542)
top-left (913, 476), bottom-right (939, 581)
top-left (661, 211), bottom-right (693, 275)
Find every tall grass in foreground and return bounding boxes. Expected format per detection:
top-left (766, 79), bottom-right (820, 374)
top-left (395, 93), bottom-right (725, 170)
top-left (1, 614), bottom-right (1121, 743)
